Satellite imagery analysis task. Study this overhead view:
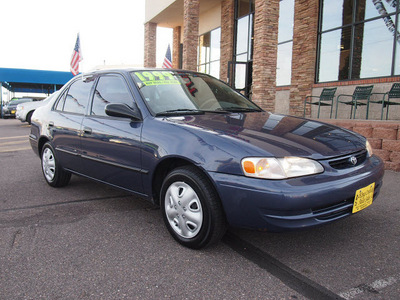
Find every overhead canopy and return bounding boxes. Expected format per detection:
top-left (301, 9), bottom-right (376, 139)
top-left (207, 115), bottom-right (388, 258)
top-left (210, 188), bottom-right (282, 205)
top-left (0, 68), bottom-right (74, 94)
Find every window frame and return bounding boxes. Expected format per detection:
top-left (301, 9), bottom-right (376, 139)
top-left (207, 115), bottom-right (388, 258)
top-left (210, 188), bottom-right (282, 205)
top-left (276, 0), bottom-right (295, 87)
top-left (197, 27), bottom-right (222, 78)
top-left (316, 0), bottom-right (400, 83)
top-left (233, 0), bottom-right (255, 63)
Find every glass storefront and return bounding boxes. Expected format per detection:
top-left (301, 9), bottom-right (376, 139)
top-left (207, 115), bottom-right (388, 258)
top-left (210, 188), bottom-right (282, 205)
top-left (277, 0), bottom-right (295, 86)
top-left (318, 0), bottom-right (400, 82)
top-left (198, 27), bottom-right (221, 79)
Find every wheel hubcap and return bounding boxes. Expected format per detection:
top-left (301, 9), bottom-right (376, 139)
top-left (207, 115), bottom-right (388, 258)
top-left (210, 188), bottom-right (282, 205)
top-left (164, 182), bottom-right (203, 239)
top-left (42, 148), bottom-right (56, 182)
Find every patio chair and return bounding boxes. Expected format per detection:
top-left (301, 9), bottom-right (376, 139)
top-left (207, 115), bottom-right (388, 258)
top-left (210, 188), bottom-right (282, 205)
top-left (303, 87), bottom-right (337, 118)
top-left (369, 83), bottom-right (400, 120)
top-left (335, 85), bottom-right (374, 119)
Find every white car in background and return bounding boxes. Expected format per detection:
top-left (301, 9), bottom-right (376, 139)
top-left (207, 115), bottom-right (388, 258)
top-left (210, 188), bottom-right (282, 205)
top-left (16, 92), bottom-right (59, 124)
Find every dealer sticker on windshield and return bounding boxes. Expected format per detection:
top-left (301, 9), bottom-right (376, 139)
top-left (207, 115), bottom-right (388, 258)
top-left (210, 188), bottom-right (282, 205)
top-left (352, 182), bottom-right (375, 213)
top-left (134, 71), bottom-right (180, 86)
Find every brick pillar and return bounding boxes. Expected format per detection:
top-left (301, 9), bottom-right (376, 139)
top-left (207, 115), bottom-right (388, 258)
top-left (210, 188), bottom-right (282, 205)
top-left (173, 26), bottom-right (181, 69)
top-left (183, 0), bottom-right (199, 71)
top-left (290, 0), bottom-right (319, 117)
top-left (252, 0), bottom-right (279, 111)
top-left (144, 22), bottom-right (157, 68)
top-left (220, 0), bottom-right (235, 82)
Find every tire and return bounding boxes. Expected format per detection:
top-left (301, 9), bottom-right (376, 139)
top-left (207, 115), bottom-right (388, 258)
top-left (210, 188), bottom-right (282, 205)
top-left (160, 166), bottom-right (227, 249)
top-left (26, 111), bottom-right (34, 125)
top-left (41, 142), bottom-right (71, 187)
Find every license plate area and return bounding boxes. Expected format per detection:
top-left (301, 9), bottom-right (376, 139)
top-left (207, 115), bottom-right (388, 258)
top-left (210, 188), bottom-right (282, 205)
top-left (352, 182), bottom-right (375, 213)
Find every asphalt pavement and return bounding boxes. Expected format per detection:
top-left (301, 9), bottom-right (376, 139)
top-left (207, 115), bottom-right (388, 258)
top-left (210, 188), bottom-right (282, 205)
top-left (1, 118), bottom-right (399, 300)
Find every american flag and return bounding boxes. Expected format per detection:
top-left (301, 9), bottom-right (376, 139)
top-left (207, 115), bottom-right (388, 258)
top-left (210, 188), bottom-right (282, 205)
top-left (70, 34), bottom-right (83, 76)
top-left (162, 44), bottom-right (172, 69)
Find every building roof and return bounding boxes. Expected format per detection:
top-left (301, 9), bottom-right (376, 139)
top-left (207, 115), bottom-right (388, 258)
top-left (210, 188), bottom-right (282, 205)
top-left (0, 68), bottom-right (74, 93)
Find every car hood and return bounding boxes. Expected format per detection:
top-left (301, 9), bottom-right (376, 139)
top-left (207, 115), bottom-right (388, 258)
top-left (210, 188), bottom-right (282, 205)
top-left (18, 101), bottom-right (44, 110)
top-left (164, 112), bottom-right (366, 160)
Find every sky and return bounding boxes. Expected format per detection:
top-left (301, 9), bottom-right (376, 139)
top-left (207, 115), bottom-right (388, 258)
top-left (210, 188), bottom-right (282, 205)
top-left (0, 0), bottom-right (172, 73)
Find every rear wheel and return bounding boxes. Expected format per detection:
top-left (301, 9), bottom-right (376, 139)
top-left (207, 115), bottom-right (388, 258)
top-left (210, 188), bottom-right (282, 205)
top-left (160, 166), bottom-right (227, 249)
top-left (41, 142), bottom-right (71, 187)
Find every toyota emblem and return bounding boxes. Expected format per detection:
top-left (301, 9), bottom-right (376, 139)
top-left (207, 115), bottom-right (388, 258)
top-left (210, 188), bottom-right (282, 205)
top-left (350, 156), bottom-right (357, 165)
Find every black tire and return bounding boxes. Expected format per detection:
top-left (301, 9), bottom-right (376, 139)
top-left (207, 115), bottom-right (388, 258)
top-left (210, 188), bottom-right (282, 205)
top-left (160, 166), bottom-right (227, 249)
top-left (41, 142), bottom-right (71, 187)
top-left (26, 111), bottom-right (34, 125)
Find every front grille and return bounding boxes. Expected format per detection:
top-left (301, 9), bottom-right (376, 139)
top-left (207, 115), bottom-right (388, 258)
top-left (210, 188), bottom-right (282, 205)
top-left (329, 150), bottom-right (367, 169)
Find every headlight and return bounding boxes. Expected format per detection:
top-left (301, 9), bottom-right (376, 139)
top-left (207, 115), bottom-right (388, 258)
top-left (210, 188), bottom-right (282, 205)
top-left (17, 106), bottom-right (23, 111)
top-left (241, 157), bottom-right (324, 179)
top-left (366, 140), bottom-right (373, 157)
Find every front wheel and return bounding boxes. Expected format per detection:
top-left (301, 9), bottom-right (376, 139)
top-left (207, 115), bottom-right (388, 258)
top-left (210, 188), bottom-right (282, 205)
top-left (41, 142), bottom-right (71, 187)
top-left (160, 166), bottom-right (227, 249)
top-left (26, 111), bottom-right (34, 124)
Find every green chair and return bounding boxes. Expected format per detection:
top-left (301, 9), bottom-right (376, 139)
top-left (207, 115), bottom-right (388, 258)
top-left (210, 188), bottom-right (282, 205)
top-left (370, 83), bottom-right (400, 120)
top-left (335, 85), bottom-right (374, 119)
top-left (303, 87), bottom-right (337, 118)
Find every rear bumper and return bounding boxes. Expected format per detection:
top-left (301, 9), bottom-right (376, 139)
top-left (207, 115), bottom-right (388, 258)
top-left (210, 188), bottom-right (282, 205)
top-left (209, 155), bottom-right (384, 231)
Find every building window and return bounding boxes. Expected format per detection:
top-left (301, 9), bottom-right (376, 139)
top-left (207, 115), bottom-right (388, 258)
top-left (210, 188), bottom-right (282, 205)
top-left (318, 0), bottom-right (400, 82)
top-left (277, 0), bottom-right (295, 86)
top-left (234, 0), bottom-right (255, 62)
top-left (198, 28), bottom-right (221, 78)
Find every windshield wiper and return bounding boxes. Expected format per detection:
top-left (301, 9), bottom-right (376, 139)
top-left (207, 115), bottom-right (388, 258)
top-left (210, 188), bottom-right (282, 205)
top-left (155, 109), bottom-right (205, 116)
top-left (217, 107), bottom-right (262, 113)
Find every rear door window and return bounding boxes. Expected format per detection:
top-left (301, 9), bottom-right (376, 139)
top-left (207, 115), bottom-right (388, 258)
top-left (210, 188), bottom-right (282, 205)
top-left (55, 78), bottom-right (94, 114)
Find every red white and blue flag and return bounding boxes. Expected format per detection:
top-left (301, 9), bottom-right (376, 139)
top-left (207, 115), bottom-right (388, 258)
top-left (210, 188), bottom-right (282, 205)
top-left (162, 44), bottom-right (172, 69)
top-left (70, 33), bottom-right (83, 75)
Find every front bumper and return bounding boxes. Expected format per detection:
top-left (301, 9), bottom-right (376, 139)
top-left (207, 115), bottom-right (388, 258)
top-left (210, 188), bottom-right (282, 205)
top-left (15, 110), bottom-right (25, 121)
top-left (2, 109), bottom-right (16, 118)
top-left (209, 155), bottom-right (384, 231)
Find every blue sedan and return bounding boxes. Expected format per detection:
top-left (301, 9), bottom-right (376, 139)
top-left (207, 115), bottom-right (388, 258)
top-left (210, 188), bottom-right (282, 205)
top-left (29, 69), bottom-right (384, 249)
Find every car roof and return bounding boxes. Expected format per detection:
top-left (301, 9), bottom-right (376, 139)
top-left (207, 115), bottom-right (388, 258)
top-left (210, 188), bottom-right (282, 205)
top-left (81, 68), bottom-right (198, 77)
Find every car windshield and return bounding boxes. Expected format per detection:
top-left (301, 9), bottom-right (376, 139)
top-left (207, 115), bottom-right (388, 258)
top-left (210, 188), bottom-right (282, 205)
top-left (131, 71), bottom-right (261, 116)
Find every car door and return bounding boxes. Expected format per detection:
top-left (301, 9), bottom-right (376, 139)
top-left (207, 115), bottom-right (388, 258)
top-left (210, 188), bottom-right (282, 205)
top-left (80, 73), bottom-right (144, 194)
top-left (50, 77), bottom-right (94, 173)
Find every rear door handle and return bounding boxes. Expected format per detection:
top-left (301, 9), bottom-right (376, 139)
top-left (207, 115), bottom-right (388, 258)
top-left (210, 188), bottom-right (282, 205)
top-left (83, 127), bottom-right (92, 135)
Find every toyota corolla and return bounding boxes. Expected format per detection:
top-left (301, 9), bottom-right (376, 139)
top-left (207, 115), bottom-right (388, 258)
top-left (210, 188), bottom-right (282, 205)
top-left (29, 69), bottom-right (384, 249)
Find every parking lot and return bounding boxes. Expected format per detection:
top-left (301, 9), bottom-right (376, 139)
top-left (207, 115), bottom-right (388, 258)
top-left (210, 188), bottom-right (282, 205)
top-left (1, 118), bottom-right (399, 299)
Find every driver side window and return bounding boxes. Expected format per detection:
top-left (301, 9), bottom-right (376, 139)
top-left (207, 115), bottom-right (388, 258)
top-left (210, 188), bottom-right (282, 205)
top-left (91, 75), bottom-right (134, 117)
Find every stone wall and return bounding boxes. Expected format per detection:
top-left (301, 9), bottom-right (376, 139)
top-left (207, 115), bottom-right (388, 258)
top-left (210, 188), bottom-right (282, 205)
top-left (182, 0), bottom-right (199, 71)
top-left (144, 22), bottom-right (157, 68)
top-left (220, 0), bottom-right (235, 83)
top-left (289, 0), bottom-right (319, 117)
top-left (173, 26), bottom-right (181, 69)
top-left (252, 0), bottom-right (279, 112)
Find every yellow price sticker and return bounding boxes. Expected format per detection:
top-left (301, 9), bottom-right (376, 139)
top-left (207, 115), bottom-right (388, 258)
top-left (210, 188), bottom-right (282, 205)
top-left (352, 182), bottom-right (375, 213)
top-left (134, 71), bottom-right (180, 86)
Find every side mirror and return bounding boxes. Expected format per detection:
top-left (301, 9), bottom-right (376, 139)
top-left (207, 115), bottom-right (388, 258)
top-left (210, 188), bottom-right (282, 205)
top-left (105, 103), bottom-right (142, 121)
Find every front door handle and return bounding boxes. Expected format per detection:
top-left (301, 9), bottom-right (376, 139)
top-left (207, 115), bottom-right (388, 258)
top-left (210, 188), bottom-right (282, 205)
top-left (48, 121), bottom-right (54, 127)
top-left (83, 127), bottom-right (92, 135)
